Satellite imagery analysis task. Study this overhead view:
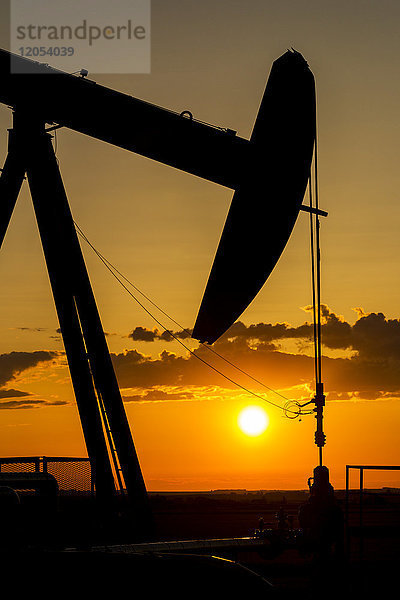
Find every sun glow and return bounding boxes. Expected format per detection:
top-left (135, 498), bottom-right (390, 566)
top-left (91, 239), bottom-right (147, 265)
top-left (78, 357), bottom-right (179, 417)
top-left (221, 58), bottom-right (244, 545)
top-left (238, 406), bottom-right (269, 436)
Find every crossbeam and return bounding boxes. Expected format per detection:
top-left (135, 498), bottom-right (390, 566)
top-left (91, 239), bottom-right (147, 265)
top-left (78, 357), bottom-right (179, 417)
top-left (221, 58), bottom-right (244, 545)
top-left (0, 49), bottom-right (249, 189)
top-left (300, 204), bottom-right (328, 217)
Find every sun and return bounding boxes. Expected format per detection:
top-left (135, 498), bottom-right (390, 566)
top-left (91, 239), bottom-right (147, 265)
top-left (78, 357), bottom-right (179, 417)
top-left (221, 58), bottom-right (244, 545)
top-left (238, 406), bottom-right (269, 436)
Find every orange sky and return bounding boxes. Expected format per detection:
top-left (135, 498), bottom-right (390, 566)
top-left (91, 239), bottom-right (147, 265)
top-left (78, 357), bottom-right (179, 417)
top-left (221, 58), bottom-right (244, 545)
top-left (0, 1), bottom-right (399, 491)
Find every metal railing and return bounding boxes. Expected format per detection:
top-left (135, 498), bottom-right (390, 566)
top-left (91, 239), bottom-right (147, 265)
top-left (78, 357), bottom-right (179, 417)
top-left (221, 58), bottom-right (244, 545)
top-left (0, 456), bottom-right (93, 494)
top-left (345, 464), bottom-right (400, 558)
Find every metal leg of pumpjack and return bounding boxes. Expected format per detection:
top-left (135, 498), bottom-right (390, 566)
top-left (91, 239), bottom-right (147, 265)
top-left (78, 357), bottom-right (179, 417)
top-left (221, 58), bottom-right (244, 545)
top-left (20, 114), bottom-right (151, 532)
top-left (74, 271), bottom-right (151, 525)
top-left (38, 151), bottom-right (151, 519)
top-left (18, 115), bottom-right (116, 506)
top-left (0, 128), bottom-right (26, 248)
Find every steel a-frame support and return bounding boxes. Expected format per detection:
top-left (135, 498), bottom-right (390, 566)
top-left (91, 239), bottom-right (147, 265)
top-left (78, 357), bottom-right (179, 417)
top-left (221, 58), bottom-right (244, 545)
top-left (0, 112), bottom-right (151, 532)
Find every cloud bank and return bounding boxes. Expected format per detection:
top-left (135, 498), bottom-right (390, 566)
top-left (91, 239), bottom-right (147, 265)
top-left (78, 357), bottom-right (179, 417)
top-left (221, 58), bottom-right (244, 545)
top-left (3, 307), bottom-right (398, 407)
top-left (118, 307), bottom-right (400, 402)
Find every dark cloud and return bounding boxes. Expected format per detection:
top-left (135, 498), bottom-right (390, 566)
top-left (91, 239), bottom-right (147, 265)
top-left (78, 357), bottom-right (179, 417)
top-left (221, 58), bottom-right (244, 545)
top-left (14, 327), bottom-right (48, 332)
top-left (0, 351), bottom-right (59, 387)
top-left (214, 306), bottom-right (351, 350)
top-left (0, 397), bottom-right (68, 410)
top-left (123, 389), bottom-right (195, 403)
top-left (128, 327), bottom-right (193, 343)
top-left (162, 329), bottom-right (193, 341)
top-left (112, 349), bottom-right (193, 388)
top-left (0, 399), bottom-right (46, 409)
top-left (0, 389), bottom-right (31, 399)
top-left (220, 320), bottom-right (313, 342)
top-left (130, 326), bottom-right (159, 342)
top-left (351, 312), bottom-right (400, 360)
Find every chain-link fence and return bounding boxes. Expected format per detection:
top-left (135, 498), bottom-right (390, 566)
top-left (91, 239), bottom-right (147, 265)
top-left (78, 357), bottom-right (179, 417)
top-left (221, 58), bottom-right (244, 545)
top-left (0, 456), bottom-right (93, 494)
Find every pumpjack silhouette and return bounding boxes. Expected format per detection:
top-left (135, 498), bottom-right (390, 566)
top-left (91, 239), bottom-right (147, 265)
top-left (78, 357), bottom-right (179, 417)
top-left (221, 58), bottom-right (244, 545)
top-left (0, 48), bottom-right (323, 538)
